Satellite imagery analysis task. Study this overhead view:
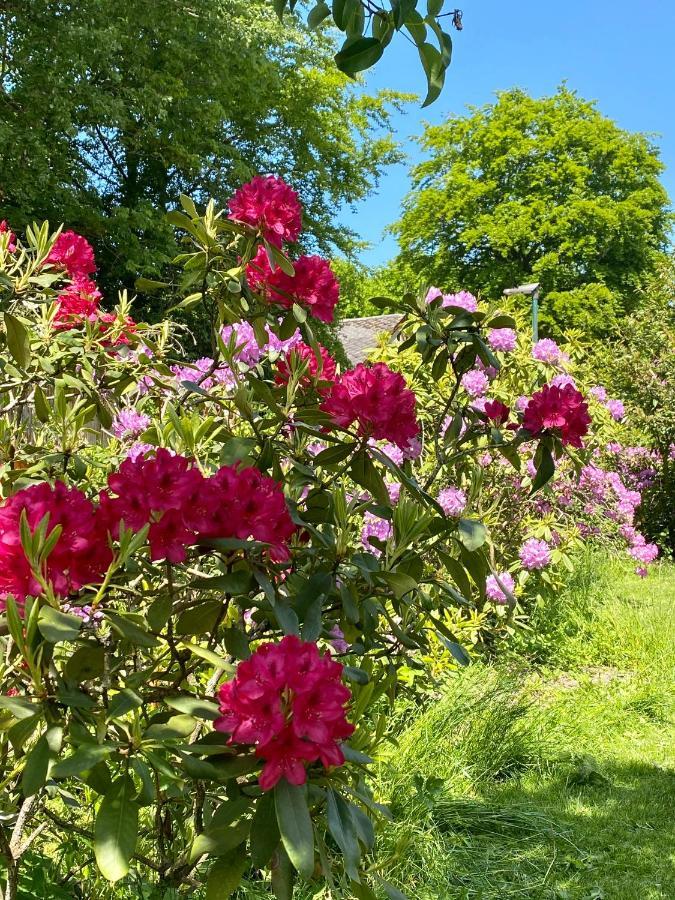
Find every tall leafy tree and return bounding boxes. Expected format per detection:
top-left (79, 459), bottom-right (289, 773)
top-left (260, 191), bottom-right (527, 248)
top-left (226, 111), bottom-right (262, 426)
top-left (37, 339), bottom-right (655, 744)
top-left (393, 87), bottom-right (672, 336)
top-left (0, 0), bottom-right (402, 293)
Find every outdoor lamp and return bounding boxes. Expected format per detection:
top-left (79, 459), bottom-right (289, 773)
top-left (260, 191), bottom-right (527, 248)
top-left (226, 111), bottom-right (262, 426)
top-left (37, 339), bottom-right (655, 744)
top-left (503, 282), bottom-right (541, 342)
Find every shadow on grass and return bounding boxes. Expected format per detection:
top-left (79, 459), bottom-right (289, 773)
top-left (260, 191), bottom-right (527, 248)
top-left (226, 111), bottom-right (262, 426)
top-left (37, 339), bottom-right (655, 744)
top-left (410, 758), bottom-right (675, 900)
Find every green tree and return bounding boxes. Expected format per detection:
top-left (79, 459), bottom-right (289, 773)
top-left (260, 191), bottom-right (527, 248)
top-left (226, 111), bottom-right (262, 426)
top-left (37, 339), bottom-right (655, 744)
top-left (393, 87), bottom-right (672, 336)
top-left (0, 0), bottom-right (402, 296)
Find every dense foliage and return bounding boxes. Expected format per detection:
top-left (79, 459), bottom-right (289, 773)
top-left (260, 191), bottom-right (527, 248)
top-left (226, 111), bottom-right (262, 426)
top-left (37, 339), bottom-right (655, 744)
top-left (0, 0), bottom-right (402, 297)
top-left (392, 87), bottom-right (672, 336)
top-left (272, 0), bottom-right (464, 103)
top-left (0, 179), bottom-right (664, 898)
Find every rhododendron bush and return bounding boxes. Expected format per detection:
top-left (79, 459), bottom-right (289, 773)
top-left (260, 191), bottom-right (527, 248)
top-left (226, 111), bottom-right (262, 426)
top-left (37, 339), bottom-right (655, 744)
top-left (0, 185), bottom-right (659, 898)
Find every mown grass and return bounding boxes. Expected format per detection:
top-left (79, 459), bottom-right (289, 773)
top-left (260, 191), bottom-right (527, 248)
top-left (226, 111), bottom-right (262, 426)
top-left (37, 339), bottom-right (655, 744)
top-left (370, 558), bottom-right (675, 900)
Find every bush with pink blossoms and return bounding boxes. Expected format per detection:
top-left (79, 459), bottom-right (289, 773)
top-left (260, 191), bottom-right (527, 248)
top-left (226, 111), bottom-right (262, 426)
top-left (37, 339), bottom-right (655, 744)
top-left (0, 178), bottom-right (667, 899)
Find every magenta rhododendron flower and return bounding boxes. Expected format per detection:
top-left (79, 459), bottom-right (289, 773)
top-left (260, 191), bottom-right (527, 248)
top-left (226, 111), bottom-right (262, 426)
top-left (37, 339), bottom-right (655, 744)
top-left (483, 399), bottom-right (510, 426)
top-left (519, 538), bottom-right (551, 570)
top-left (532, 338), bottom-right (563, 365)
top-left (247, 247), bottom-right (339, 323)
top-left (102, 451), bottom-right (295, 563)
top-left (461, 369), bottom-right (489, 398)
top-left (54, 276), bottom-right (102, 327)
top-left (485, 571), bottom-right (515, 603)
top-left (488, 327), bottom-right (517, 352)
top-left (0, 220), bottom-right (16, 252)
top-left (523, 384), bottom-right (591, 448)
top-left (320, 362), bottom-right (419, 449)
top-left (275, 341), bottom-right (337, 387)
top-left (438, 486), bottom-right (466, 517)
top-left (228, 175), bottom-right (302, 247)
top-left (0, 483), bottom-right (112, 607)
top-left (46, 231), bottom-right (96, 276)
top-left (111, 408), bottom-right (151, 440)
top-left (214, 635), bottom-right (354, 790)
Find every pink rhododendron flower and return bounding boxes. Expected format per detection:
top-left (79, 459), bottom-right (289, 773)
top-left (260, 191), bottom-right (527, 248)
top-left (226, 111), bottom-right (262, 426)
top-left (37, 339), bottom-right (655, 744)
top-left (111, 409), bottom-right (151, 440)
top-left (486, 571), bottom-right (515, 603)
top-left (0, 483), bottom-right (112, 607)
top-left (321, 362), bottom-right (419, 449)
top-left (523, 384), bottom-right (591, 448)
top-left (461, 369), bottom-right (489, 397)
top-left (46, 231), bottom-right (96, 276)
top-left (127, 442), bottom-right (154, 463)
top-left (247, 247), bottom-right (339, 323)
top-left (329, 625), bottom-right (349, 654)
top-left (629, 541), bottom-right (658, 565)
top-left (532, 338), bottom-right (563, 365)
top-left (519, 538), bottom-right (551, 570)
top-left (487, 327), bottom-right (517, 352)
top-left (550, 374), bottom-right (576, 389)
top-left (442, 290), bottom-right (478, 312)
top-left (275, 342), bottom-right (337, 387)
top-left (438, 486), bottom-right (466, 517)
top-left (590, 385), bottom-right (607, 402)
top-left (361, 512), bottom-right (392, 555)
top-left (214, 635), bottom-right (354, 790)
top-left (425, 287), bottom-right (443, 303)
top-left (228, 175), bottom-right (302, 247)
top-left (606, 399), bottom-right (625, 421)
top-left (0, 220), bottom-right (16, 252)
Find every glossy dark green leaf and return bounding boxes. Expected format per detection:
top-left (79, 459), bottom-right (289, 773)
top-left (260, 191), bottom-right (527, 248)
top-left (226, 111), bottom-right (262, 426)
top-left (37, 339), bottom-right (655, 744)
top-left (94, 777), bottom-right (139, 882)
top-left (531, 443), bottom-right (556, 494)
top-left (106, 612), bottom-right (159, 648)
top-left (107, 689), bottom-right (143, 721)
top-left (326, 789), bottom-right (360, 880)
top-left (275, 780), bottom-right (314, 877)
top-left (165, 696), bottom-right (220, 720)
top-left (335, 37), bottom-right (383, 77)
top-left (457, 518), bottom-right (488, 551)
top-left (205, 850), bottom-right (249, 899)
top-left (176, 601), bottom-right (222, 636)
top-left (37, 606), bottom-right (82, 643)
top-left (250, 791), bottom-right (280, 868)
top-left (52, 744), bottom-right (113, 778)
top-left (4, 312), bottom-right (31, 368)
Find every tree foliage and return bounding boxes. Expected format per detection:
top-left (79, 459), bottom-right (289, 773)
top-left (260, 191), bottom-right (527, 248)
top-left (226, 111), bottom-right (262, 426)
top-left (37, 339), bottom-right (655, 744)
top-left (393, 87), bottom-right (672, 337)
top-left (0, 0), bottom-right (402, 295)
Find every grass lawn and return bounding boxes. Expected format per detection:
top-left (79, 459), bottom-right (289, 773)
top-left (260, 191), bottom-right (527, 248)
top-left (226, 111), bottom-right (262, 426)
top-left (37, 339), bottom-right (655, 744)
top-left (375, 560), bottom-right (675, 900)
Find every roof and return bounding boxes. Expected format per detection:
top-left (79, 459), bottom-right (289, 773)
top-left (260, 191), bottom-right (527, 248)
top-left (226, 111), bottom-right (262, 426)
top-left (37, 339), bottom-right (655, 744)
top-left (337, 314), bottom-right (403, 364)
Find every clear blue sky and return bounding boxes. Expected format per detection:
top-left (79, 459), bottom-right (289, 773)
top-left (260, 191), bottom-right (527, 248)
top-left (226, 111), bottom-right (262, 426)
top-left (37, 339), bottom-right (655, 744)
top-left (343, 0), bottom-right (675, 267)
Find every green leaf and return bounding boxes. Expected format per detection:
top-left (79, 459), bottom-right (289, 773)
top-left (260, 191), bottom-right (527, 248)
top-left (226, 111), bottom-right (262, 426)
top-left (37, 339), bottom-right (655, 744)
top-left (205, 851), bottom-right (249, 900)
top-left (457, 518), bottom-right (488, 551)
top-left (94, 777), bottom-right (139, 882)
top-left (107, 689), bottom-right (142, 721)
top-left (531, 444), bottom-right (556, 494)
top-left (377, 571), bottom-right (417, 600)
top-left (419, 41), bottom-right (447, 107)
top-left (37, 606), bottom-right (82, 643)
top-left (134, 277), bottom-right (170, 293)
top-left (191, 570), bottom-right (255, 594)
top-left (271, 846), bottom-right (295, 900)
top-left (265, 242), bottom-right (295, 277)
top-left (190, 819), bottom-right (250, 861)
top-left (350, 450), bottom-right (389, 506)
top-left (33, 385), bottom-right (50, 423)
top-left (165, 696), bottom-right (219, 720)
top-left (106, 612), bottom-right (159, 648)
top-left (0, 696), bottom-right (39, 720)
top-left (326, 790), bottom-right (360, 881)
top-left (335, 37), bottom-right (384, 77)
top-left (307, 0), bottom-right (330, 29)
top-left (176, 601), bottom-right (222, 636)
top-left (4, 312), bottom-right (31, 368)
top-left (275, 780), bottom-right (314, 877)
top-left (180, 641), bottom-right (235, 672)
top-left (313, 442), bottom-right (356, 468)
top-left (22, 726), bottom-right (61, 796)
top-left (52, 744), bottom-right (113, 778)
top-left (250, 792), bottom-right (280, 868)
top-left (144, 714), bottom-right (196, 741)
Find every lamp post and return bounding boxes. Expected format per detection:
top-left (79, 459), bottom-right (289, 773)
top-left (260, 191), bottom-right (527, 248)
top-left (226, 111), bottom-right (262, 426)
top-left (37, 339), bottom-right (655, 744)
top-left (503, 282), bottom-right (541, 343)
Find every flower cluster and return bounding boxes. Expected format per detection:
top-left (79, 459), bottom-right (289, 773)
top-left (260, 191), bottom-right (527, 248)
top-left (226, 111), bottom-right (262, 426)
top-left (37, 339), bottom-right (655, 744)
top-left (486, 571), bottom-right (515, 603)
top-left (0, 220), bottom-right (16, 252)
top-left (461, 369), bottom-right (489, 398)
top-left (275, 342), bottom-right (337, 388)
top-left (0, 482), bottom-right (112, 607)
top-left (426, 287), bottom-right (478, 312)
top-left (111, 408), bottom-right (151, 440)
top-left (320, 362), bottom-right (419, 449)
top-left (532, 338), bottom-right (565, 365)
top-left (438, 486), bottom-right (467, 517)
top-left (523, 384), bottom-right (591, 448)
top-left (488, 327), bottom-right (517, 352)
top-left (519, 538), bottom-right (551, 570)
top-left (214, 636), bottom-right (354, 790)
top-left (220, 320), bottom-right (301, 367)
top-left (228, 175), bottom-right (302, 247)
top-left (246, 247), bottom-right (339, 323)
top-left (46, 231), bottom-right (97, 277)
top-left (101, 449), bottom-right (295, 563)
top-left (361, 512), bottom-right (392, 555)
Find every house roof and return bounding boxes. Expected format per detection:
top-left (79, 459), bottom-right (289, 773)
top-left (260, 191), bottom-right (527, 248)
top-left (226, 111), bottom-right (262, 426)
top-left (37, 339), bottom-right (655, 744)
top-left (337, 314), bottom-right (403, 364)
